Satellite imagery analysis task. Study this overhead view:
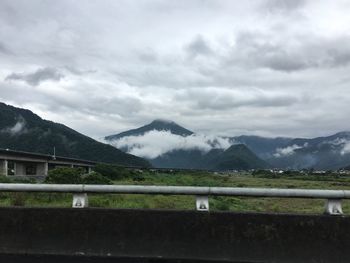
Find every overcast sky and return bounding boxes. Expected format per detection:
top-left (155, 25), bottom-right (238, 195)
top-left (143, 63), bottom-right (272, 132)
top-left (1, 0), bottom-right (350, 139)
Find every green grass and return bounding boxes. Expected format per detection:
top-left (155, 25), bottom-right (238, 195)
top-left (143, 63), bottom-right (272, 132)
top-left (2, 171), bottom-right (350, 214)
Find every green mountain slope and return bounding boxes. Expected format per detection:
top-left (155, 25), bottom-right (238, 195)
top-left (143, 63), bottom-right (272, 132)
top-left (232, 135), bottom-right (292, 159)
top-left (0, 102), bottom-right (150, 167)
top-left (210, 144), bottom-right (270, 170)
top-left (150, 144), bottom-right (269, 170)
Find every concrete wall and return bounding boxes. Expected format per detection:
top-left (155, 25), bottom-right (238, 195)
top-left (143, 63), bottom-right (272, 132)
top-left (8, 162), bottom-right (48, 176)
top-left (36, 163), bottom-right (48, 176)
top-left (0, 208), bottom-right (350, 262)
top-left (14, 162), bottom-right (25, 176)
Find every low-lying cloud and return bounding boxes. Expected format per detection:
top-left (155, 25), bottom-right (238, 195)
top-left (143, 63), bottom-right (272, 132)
top-left (329, 138), bottom-right (350, 155)
top-left (1, 117), bottom-right (27, 136)
top-left (341, 142), bottom-right (350, 155)
top-left (321, 138), bottom-right (350, 155)
top-left (110, 130), bottom-right (232, 159)
top-left (273, 143), bottom-right (308, 158)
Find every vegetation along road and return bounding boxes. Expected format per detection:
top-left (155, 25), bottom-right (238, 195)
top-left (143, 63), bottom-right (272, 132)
top-left (1, 165), bottom-right (350, 214)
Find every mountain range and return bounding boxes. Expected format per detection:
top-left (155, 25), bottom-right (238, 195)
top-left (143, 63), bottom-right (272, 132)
top-left (2, 101), bottom-right (350, 171)
top-left (106, 120), bottom-right (350, 170)
top-left (0, 102), bottom-right (150, 167)
top-left (105, 120), bottom-right (269, 170)
top-left (232, 132), bottom-right (350, 170)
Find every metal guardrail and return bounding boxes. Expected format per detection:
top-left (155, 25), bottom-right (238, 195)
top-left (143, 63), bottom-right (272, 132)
top-left (0, 183), bottom-right (346, 215)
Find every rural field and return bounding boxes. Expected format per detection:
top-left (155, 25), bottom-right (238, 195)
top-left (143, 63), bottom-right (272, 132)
top-left (1, 167), bottom-right (350, 215)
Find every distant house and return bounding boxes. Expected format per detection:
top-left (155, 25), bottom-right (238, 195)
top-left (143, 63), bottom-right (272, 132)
top-left (0, 148), bottom-right (96, 177)
top-left (313, 170), bottom-right (327, 174)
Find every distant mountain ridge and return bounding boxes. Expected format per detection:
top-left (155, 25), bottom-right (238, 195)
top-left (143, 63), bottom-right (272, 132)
top-left (265, 132), bottom-right (350, 170)
top-left (232, 132), bottom-right (350, 169)
top-left (0, 102), bottom-right (150, 167)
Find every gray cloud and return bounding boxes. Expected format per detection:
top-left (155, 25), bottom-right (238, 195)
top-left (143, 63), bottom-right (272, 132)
top-left (262, 0), bottom-right (306, 12)
top-left (0, 42), bottom-right (12, 54)
top-left (1, 1), bottom-right (350, 139)
top-left (185, 35), bottom-right (213, 58)
top-left (176, 88), bottom-right (300, 110)
top-left (5, 67), bottom-right (64, 86)
top-left (228, 31), bottom-right (350, 72)
top-left (64, 66), bottom-right (97, 76)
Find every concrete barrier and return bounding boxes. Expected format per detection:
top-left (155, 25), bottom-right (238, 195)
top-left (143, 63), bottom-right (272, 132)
top-left (0, 208), bottom-right (349, 262)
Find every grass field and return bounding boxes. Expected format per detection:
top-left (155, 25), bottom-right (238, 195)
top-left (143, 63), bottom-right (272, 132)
top-left (1, 170), bottom-right (350, 214)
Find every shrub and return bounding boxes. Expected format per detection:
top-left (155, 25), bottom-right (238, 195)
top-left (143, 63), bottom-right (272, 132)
top-left (252, 169), bottom-right (280, 178)
top-left (132, 174), bottom-right (145, 182)
top-left (0, 175), bottom-right (36, 184)
top-left (82, 172), bottom-right (112, 185)
top-left (0, 175), bottom-right (13, 183)
top-left (12, 177), bottom-right (37, 184)
top-left (93, 164), bottom-right (132, 180)
top-left (45, 167), bottom-right (84, 184)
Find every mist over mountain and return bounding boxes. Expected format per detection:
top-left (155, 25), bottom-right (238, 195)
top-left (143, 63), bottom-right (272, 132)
top-left (230, 132), bottom-right (350, 170)
top-left (105, 120), bottom-right (269, 170)
top-left (0, 102), bottom-right (150, 167)
top-left (265, 132), bottom-right (350, 170)
top-left (106, 120), bottom-right (350, 170)
top-left (110, 130), bottom-right (232, 159)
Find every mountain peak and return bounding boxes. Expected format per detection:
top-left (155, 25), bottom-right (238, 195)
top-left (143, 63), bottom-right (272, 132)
top-left (151, 119), bottom-right (174, 125)
top-left (105, 120), bottom-right (194, 141)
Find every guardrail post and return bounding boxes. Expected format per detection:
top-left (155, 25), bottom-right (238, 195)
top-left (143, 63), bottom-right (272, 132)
top-left (196, 196), bottom-right (209, 211)
top-left (72, 193), bottom-right (89, 208)
top-left (324, 199), bottom-right (343, 215)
